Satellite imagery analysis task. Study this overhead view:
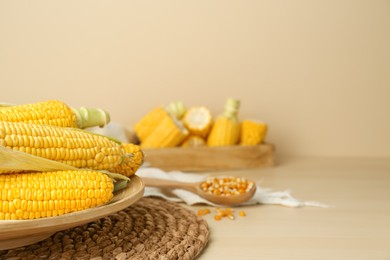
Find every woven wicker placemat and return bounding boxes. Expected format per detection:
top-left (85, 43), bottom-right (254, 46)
top-left (0, 197), bottom-right (210, 260)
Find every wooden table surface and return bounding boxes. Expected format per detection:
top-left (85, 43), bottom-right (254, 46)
top-left (191, 157), bottom-right (390, 260)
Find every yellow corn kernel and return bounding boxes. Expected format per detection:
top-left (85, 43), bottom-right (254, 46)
top-left (239, 210), bottom-right (246, 217)
top-left (226, 213), bottom-right (235, 220)
top-left (183, 106), bottom-right (212, 138)
top-left (0, 100), bottom-right (110, 129)
top-left (197, 208), bottom-right (211, 216)
top-left (207, 98), bottom-right (240, 147)
top-left (214, 214), bottom-right (222, 221)
top-left (239, 120), bottom-right (268, 146)
top-left (141, 116), bottom-right (189, 148)
top-left (0, 170), bottom-right (114, 220)
top-left (0, 121), bottom-right (142, 175)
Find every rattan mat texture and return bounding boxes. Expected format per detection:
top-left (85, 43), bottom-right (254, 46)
top-left (0, 197), bottom-right (210, 260)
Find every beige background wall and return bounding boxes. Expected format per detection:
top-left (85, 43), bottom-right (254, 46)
top-left (1, 0), bottom-right (389, 158)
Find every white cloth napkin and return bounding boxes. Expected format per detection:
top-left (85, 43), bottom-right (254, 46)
top-left (136, 167), bottom-right (328, 208)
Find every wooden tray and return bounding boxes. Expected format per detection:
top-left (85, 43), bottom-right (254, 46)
top-left (0, 175), bottom-right (144, 251)
top-left (143, 143), bottom-right (275, 172)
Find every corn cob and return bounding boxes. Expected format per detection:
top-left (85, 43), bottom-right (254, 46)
top-left (0, 170), bottom-right (114, 220)
top-left (107, 143), bottom-right (144, 177)
top-left (141, 116), bottom-right (189, 148)
top-left (183, 106), bottom-right (213, 138)
top-left (134, 102), bottom-right (186, 143)
top-left (0, 100), bottom-right (110, 129)
top-left (134, 107), bottom-right (167, 143)
top-left (0, 121), bottom-right (143, 175)
top-left (239, 120), bottom-right (268, 145)
top-left (207, 98), bottom-right (241, 146)
top-left (181, 135), bottom-right (206, 148)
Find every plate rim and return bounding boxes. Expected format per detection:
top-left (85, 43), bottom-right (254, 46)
top-left (0, 175), bottom-right (144, 242)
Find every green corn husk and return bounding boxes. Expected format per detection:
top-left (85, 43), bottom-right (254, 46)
top-left (0, 146), bottom-right (129, 190)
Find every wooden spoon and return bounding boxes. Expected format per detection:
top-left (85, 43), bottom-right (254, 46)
top-left (141, 177), bottom-right (257, 206)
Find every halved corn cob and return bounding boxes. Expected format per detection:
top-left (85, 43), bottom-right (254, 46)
top-left (141, 116), bottom-right (189, 148)
top-left (239, 120), bottom-right (268, 145)
top-left (0, 170), bottom-right (114, 220)
top-left (181, 135), bottom-right (206, 148)
top-left (134, 101), bottom-right (186, 143)
top-left (0, 100), bottom-right (110, 129)
top-left (0, 121), bottom-right (143, 175)
top-left (183, 106), bottom-right (213, 138)
top-left (207, 98), bottom-right (241, 146)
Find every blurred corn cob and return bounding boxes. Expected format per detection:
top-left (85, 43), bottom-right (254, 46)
top-left (134, 107), bottom-right (167, 143)
top-left (134, 101), bottom-right (186, 143)
top-left (0, 170), bottom-right (115, 220)
top-left (141, 115), bottom-right (189, 148)
top-left (183, 106), bottom-right (212, 138)
top-left (207, 98), bottom-right (241, 146)
top-left (0, 100), bottom-right (110, 129)
top-left (240, 120), bottom-right (268, 145)
top-left (0, 121), bottom-right (143, 176)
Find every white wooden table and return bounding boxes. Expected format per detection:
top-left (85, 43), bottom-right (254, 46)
top-left (192, 157), bottom-right (390, 260)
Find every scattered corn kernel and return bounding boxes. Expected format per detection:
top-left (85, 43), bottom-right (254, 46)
top-left (214, 214), bottom-right (222, 221)
top-left (216, 207), bottom-right (233, 217)
top-left (197, 208), bottom-right (211, 216)
top-left (226, 214), bottom-right (235, 220)
top-left (196, 207), bottom-right (248, 221)
top-left (239, 211), bottom-right (246, 217)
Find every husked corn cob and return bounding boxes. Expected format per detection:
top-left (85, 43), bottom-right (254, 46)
top-left (240, 120), bottom-right (268, 145)
top-left (0, 121), bottom-right (142, 175)
top-left (0, 170), bottom-right (114, 220)
top-left (207, 98), bottom-right (240, 146)
top-left (134, 107), bottom-right (168, 143)
top-left (107, 143), bottom-right (144, 177)
top-left (0, 100), bottom-right (110, 129)
top-left (183, 106), bottom-right (213, 138)
top-left (141, 116), bottom-right (189, 148)
top-left (134, 102), bottom-right (186, 143)
top-left (181, 135), bottom-right (206, 148)
top-left (207, 118), bottom-right (240, 146)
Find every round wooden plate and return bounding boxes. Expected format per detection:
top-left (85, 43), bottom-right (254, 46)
top-left (0, 175), bottom-right (144, 251)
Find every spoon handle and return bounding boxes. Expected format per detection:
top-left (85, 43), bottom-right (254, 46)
top-left (141, 177), bottom-right (198, 193)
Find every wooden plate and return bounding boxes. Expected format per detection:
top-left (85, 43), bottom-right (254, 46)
top-left (0, 175), bottom-right (144, 251)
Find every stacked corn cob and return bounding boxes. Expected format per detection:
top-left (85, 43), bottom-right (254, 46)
top-left (134, 102), bottom-right (189, 148)
top-left (0, 100), bottom-right (144, 220)
top-left (133, 98), bottom-right (268, 148)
